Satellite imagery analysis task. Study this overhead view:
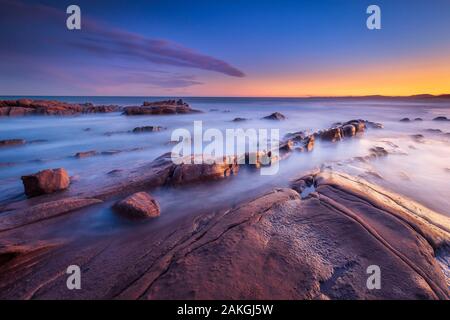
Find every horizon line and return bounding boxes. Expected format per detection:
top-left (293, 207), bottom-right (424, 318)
top-left (1, 93), bottom-right (450, 99)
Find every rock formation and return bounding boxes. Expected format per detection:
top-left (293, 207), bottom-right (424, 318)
top-left (21, 168), bottom-right (70, 197)
top-left (123, 99), bottom-right (201, 115)
top-left (0, 99), bottom-right (120, 116)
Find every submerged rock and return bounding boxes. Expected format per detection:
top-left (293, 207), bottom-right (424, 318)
top-left (0, 139), bottom-right (26, 147)
top-left (75, 150), bottom-right (97, 158)
top-left (411, 134), bottom-right (425, 142)
top-left (425, 129), bottom-right (443, 133)
top-left (369, 146), bottom-right (389, 158)
top-left (433, 116), bottom-right (449, 121)
top-left (132, 126), bottom-right (165, 133)
top-left (113, 192), bottom-right (160, 219)
top-left (232, 117), bottom-right (248, 122)
top-left (21, 168), bottom-right (70, 197)
top-left (262, 112), bottom-right (286, 120)
top-left (400, 118), bottom-right (411, 122)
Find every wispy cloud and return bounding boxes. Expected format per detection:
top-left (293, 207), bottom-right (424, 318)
top-left (0, 0), bottom-right (244, 94)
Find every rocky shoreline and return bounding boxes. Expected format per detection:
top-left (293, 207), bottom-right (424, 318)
top-left (0, 99), bottom-right (199, 116)
top-left (0, 100), bottom-right (449, 299)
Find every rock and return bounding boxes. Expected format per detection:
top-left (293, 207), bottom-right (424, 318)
top-left (342, 120), bottom-right (366, 133)
top-left (342, 124), bottom-right (356, 137)
top-left (113, 192), bottom-right (160, 219)
top-left (425, 129), bottom-right (443, 133)
top-left (366, 121), bottom-right (383, 129)
top-left (21, 168), bottom-right (70, 197)
top-left (414, 118), bottom-right (423, 121)
top-left (132, 126), bottom-right (164, 133)
top-left (294, 135), bottom-right (315, 152)
top-left (433, 116), bottom-right (449, 121)
top-left (75, 150), bottom-right (97, 158)
top-left (0, 99), bottom-right (120, 116)
top-left (167, 155), bottom-right (239, 186)
top-left (232, 117), bottom-right (247, 122)
top-left (369, 146), bottom-right (388, 158)
top-left (279, 140), bottom-right (294, 153)
top-left (411, 134), bottom-right (425, 142)
top-left (284, 131), bottom-right (305, 142)
top-left (118, 171), bottom-right (450, 299)
top-left (0, 139), bottom-right (26, 147)
top-left (123, 100), bottom-right (201, 115)
top-left (400, 118), bottom-right (411, 122)
top-left (303, 135), bottom-right (315, 151)
top-left (0, 198), bottom-right (102, 232)
top-left (318, 127), bottom-right (343, 142)
top-left (107, 169), bottom-right (123, 176)
top-left (262, 112), bottom-right (286, 120)
top-left (101, 150), bottom-right (122, 156)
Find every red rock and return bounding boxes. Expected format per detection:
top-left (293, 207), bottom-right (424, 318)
top-left (124, 99), bottom-right (201, 115)
top-left (21, 168), bottom-right (70, 197)
top-left (0, 99), bottom-right (120, 116)
top-left (168, 155), bottom-right (239, 185)
top-left (113, 192), bottom-right (160, 219)
top-left (0, 198), bottom-right (102, 232)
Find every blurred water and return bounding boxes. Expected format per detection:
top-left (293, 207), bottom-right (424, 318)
top-left (1, 97), bottom-right (449, 228)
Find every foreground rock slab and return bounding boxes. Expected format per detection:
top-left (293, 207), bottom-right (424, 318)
top-left (0, 198), bottom-right (102, 232)
top-left (0, 170), bottom-right (448, 299)
top-left (115, 172), bottom-right (449, 299)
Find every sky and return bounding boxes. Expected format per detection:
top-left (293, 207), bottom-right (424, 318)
top-left (0, 0), bottom-right (449, 97)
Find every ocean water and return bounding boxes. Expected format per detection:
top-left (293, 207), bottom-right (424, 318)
top-left (1, 97), bottom-right (450, 231)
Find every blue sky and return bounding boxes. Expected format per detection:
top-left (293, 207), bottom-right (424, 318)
top-left (1, 0), bottom-right (449, 96)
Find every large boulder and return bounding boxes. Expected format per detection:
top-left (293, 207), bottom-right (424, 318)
top-left (113, 192), bottom-right (160, 219)
top-left (21, 168), bottom-right (70, 197)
